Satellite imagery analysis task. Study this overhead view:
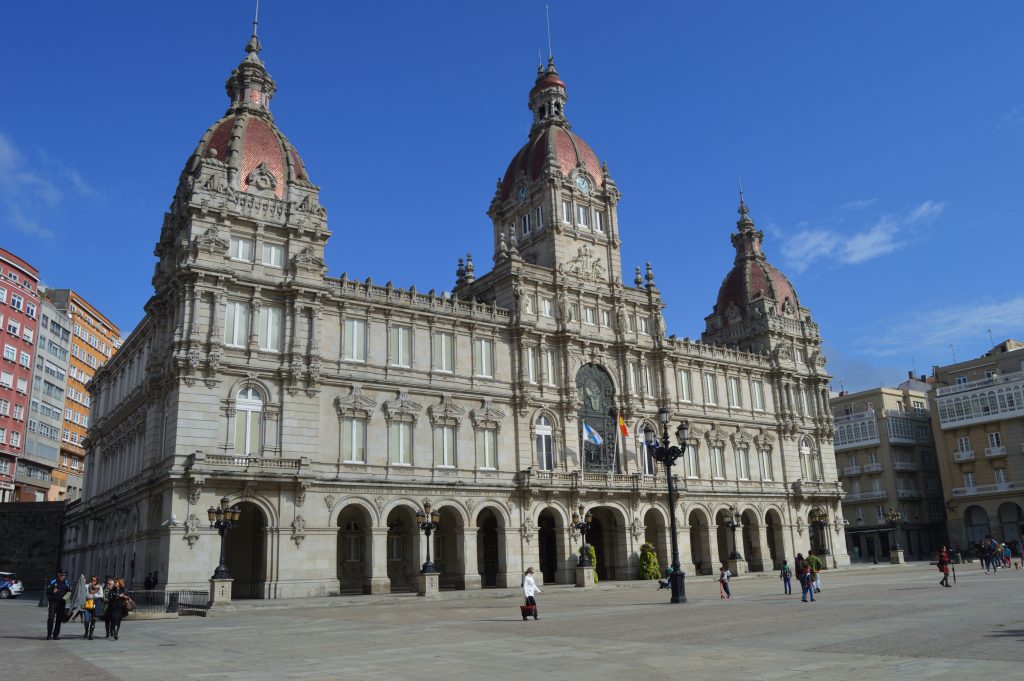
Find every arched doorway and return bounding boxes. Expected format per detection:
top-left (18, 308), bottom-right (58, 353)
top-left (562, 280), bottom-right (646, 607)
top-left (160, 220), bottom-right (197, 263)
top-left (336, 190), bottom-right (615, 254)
top-left (764, 509), bottom-right (783, 568)
top-left (225, 501), bottom-right (267, 599)
top-left (643, 508), bottom-right (668, 568)
top-left (477, 508), bottom-right (500, 587)
top-left (688, 510), bottom-right (711, 574)
top-left (434, 505), bottom-right (462, 590)
top-left (963, 505), bottom-right (991, 546)
top-left (586, 507), bottom-right (626, 580)
top-left (337, 504), bottom-right (372, 594)
top-left (741, 509), bottom-right (763, 571)
top-left (538, 509), bottom-right (558, 584)
top-left (576, 365), bottom-right (617, 472)
top-left (998, 502), bottom-right (1023, 541)
top-left (808, 508), bottom-right (829, 555)
top-left (715, 509), bottom-right (734, 566)
top-left (386, 506), bottom-right (419, 592)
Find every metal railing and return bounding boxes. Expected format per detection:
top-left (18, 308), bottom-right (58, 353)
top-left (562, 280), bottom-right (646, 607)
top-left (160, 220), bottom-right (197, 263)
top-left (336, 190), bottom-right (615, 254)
top-left (126, 590), bottom-right (210, 616)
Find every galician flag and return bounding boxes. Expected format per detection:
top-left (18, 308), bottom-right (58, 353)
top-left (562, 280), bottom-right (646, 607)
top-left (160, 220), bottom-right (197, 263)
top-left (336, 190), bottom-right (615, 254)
top-left (618, 415), bottom-right (629, 437)
top-left (582, 421), bottom-right (603, 446)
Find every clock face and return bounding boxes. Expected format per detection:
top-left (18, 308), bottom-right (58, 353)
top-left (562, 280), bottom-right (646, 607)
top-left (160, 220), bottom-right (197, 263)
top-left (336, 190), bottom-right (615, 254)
top-left (516, 184), bottom-right (528, 203)
top-left (575, 175), bottom-right (591, 194)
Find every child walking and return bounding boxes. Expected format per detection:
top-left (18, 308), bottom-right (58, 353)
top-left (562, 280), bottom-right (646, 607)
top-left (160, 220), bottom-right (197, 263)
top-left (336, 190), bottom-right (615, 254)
top-left (719, 565), bottom-right (732, 599)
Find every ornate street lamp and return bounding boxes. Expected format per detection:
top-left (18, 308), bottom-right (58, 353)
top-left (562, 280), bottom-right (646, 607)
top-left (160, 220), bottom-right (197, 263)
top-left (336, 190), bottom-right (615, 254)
top-left (415, 501), bottom-right (442, 574)
top-left (570, 504), bottom-right (594, 567)
top-left (642, 408), bottom-right (689, 604)
top-left (207, 496), bottom-right (242, 580)
top-left (722, 506), bottom-right (743, 560)
top-left (884, 506), bottom-right (904, 551)
top-left (808, 508), bottom-right (831, 555)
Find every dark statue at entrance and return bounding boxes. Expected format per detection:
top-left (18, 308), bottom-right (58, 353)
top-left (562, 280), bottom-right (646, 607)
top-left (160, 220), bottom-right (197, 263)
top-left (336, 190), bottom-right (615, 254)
top-left (576, 365), bottom-right (618, 473)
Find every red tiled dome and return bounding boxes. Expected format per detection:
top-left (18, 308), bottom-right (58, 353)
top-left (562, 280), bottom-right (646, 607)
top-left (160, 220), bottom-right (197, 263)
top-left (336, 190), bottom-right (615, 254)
top-left (500, 127), bottom-right (602, 201)
top-left (529, 73), bottom-right (566, 98)
top-left (715, 258), bottom-right (800, 319)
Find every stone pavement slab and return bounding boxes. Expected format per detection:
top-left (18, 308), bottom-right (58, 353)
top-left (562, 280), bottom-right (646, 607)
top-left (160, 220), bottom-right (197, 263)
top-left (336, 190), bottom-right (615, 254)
top-left (1, 563), bottom-right (1021, 681)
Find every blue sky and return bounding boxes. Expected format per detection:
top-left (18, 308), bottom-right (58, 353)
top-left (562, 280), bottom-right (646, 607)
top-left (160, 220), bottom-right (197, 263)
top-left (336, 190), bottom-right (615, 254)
top-left (2, 1), bottom-right (1022, 392)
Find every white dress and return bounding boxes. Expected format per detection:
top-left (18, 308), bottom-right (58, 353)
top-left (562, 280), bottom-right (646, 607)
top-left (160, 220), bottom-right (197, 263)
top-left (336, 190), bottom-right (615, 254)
top-left (522, 574), bottom-right (542, 599)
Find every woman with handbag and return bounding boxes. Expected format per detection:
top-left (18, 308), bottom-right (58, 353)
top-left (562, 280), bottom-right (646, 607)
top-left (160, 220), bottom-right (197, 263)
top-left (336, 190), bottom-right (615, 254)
top-left (106, 578), bottom-right (127, 640)
top-left (83, 575), bottom-right (103, 639)
top-left (521, 567), bottom-right (542, 620)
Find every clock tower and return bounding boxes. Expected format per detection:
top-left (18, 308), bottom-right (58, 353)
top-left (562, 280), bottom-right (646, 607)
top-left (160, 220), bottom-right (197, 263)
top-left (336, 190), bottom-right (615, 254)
top-left (488, 58), bottom-right (624, 285)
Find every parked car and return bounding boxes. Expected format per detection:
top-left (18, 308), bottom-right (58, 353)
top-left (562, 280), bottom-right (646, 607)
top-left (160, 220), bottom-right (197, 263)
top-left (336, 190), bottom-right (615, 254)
top-left (0, 572), bottom-right (24, 599)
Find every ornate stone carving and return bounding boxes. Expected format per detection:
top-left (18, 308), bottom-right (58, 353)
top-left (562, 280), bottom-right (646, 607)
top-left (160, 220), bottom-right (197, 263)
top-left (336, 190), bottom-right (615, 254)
top-left (295, 482), bottom-right (311, 508)
top-left (383, 392), bottom-right (423, 422)
top-left (428, 394), bottom-right (466, 426)
top-left (795, 517), bottom-right (805, 535)
top-left (335, 386), bottom-right (378, 419)
top-left (520, 518), bottom-right (536, 544)
top-left (291, 515), bottom-right (306, 547)
top-left (183, 513), bottom-right (201, 548)
top-left (374, 496), bottom-right (386, 514)
top-left (566, 245), bottom-right (605, 281)
top-left (241, 481), bottom-right (257, 501)
top-left (324, 494), bottom-right (336, 510)
top-left (187, 349), bottom-right (202, 371)
top-left (291, 245), bottom-right (325, 273)
top-left (246, 161), bottom-right (278, 196)
top-left (630, 517), bottom-right (644, 542)
top-left (188, 482), bottom-right (202, 506)
top-left (195, 226), bottom-right (228, 255)
top-left (470, 400), bottom-right (506, 430)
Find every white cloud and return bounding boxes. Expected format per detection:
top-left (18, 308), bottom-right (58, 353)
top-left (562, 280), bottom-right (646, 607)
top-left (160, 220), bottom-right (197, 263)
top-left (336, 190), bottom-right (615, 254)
top-left (781, 200), bottom-right (945, 272)
top-left (859, 295), bottom-right (1024, 358)
top-left (0, 133), bottom-right (95, 239)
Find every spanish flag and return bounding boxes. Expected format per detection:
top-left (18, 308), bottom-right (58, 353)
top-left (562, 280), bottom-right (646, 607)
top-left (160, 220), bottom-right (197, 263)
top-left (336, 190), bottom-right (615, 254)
top-left (618, 416), bottom-right (629, 437)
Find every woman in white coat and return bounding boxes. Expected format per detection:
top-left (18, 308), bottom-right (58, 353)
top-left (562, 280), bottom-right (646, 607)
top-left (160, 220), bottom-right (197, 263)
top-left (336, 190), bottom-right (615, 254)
top-left (522, 567), bottom-right (542, 620)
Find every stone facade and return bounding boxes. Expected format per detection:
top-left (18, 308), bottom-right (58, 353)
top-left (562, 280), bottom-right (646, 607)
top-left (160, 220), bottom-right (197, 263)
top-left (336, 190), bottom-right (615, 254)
top-left (61, 33), bottom-right (848, 596)
top-left (0, 500), bottom-right (65, 589)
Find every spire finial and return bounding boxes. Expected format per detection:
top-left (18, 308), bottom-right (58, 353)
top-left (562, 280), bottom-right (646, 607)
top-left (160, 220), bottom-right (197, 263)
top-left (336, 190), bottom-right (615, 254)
top-left (738, 176), bottom-right (748, 216)
top-left (546, 4), bottom-right (553, 60)
top-left (253, 0), bottom-right (260, 37)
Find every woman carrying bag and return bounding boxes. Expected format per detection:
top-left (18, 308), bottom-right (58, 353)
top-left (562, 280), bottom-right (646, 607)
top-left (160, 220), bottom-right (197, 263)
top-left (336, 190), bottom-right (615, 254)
top-left (106, 578), bottom-right (128, 640)
top-left (83, 575), bottom-right (103, 639)
top-left (520, 567), bottom-right (542, 620)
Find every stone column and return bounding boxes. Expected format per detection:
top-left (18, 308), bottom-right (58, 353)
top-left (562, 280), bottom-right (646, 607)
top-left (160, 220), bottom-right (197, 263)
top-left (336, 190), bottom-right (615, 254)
top-left (365, 528), bottom-right (390, 594)
top-left (556, 527), bottom-right (575, 584)
top-left (752, 524), bottom-right (772, 571)
top-left (496, 528), bottom-right (514, 588)
top-left (457, 527), bottom-right (482, 590)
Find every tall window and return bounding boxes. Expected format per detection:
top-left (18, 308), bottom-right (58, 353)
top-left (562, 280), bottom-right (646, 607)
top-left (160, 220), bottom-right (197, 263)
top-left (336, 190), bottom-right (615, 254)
top-left (225, 301), bottom-right (250, 347)
top-left (684, 442), bottom-right (699, 478)
top-left (389, 421), bottom-right (413, 465)
top-left (390, 325), bottom-right (412, 367)
top-left (234, 387), bottom-right (263, 456)
top-left (434, 425), bottom-right (456, 467)
top-left (258, 305), bottom-right (283, 352)
top-left (963, 471), bottom-right (975, 488)
top-left (341, 417), bottom-right (366, 463)
top-left (641, 427), bottom-right (657, 475)
top-left (561, 200), bottom-right (572, 223)
top-left (387, 520), bottom-right (404, 560)
top-left (759, 449), bottom-right (773, 481)
top-left (343, 319), bottom-right (366, 362)
top-left (262, 242), bottom-right (284, 267)
top-left (995, 468), bottom-right (1008, 484)
top-left (987, 432), bottom-right (1002, 447)
top-left (727, 377), bottom-right (742, 407)
top-left (594, 211), bottom-right (605, 232)
top-left (521, 213), bottom-right (531, 236)
top-left (229, 236), bottom-right (253, 261)
top-left (526, 347), bottom-right (538, 383)
top-left (476, 428), bottom-right (497, 469)
top-left (535, 206), bottom-right (543, 230)
top-left (737, 447), bottom-right (750, 480)
top-left (627, 363), bottom-right (638, 395)
top-left (343, 521), bottom-right (362, 562)
top-left (678, 370), bottom-right (692, 402)
top-left (544, 350), bottom-right (557, 386)
top-left (643, 366), bottom-right (654, 397)
top-left (956, 437), bottom-right (971, 452)
top-left (473, 338), bottom-right (494, 378)
top-left (576, 205), bottom-right (590, 227)
top-left (703, 373), bottom-right (718, 405)
top-left (433, 332), bottom-right (454, 373)
top-left (711, 445), bottom-right (726, 479)
top-left (751, 381), bottom-right (765, 411)
top-left (535, 416), bottom-right (553, 471)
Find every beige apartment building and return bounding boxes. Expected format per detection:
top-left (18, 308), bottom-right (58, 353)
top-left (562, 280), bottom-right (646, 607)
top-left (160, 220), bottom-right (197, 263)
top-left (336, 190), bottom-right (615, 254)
top-left (930, 340), bottom-right (1024, 548)
top-left (832, 377), bottom-right (947, 561)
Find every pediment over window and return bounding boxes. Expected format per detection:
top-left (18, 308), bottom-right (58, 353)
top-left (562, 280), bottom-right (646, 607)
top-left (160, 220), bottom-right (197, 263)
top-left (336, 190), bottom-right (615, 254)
top-left (335, 386), bottom-right (377, 418)
top-left (384, 391), bottom-right (423, 422)
top-left (428, 394), bottom-right (466, 426)
top-left (471, 399), bottom-right (506, 429)
top-left (731, 430), bottom-right (754, 448)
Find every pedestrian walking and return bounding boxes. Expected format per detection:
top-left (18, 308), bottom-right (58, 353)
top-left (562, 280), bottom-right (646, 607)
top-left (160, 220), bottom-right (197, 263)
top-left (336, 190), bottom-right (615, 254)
top-left (780, 559), bottom-right (793, 595)
top-left (143, 572), bottom-right (155, 590)
top-left (45, 568), bottom-right (71, 640)
top-left (521, 567), bottom-right (542, 620)
top-left (83, 575), bottom-right (103, 639)
top-left (101, 577), bottom-right (114, 638)
top-left (807, 551), bottom-right (823, 593)
top-left (937, 545), bottom-right (952, 588)
top-left (719, 565), bottom-right (732, 599)
top-left (799, 563), bottom-right (815, 602)
top-left (106, 578), bottom-right (128, 640)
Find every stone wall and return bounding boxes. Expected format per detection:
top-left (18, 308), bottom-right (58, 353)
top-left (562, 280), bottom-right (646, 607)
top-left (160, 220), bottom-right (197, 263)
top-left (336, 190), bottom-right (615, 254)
top-left (0, 501), bottom-right (65, 590)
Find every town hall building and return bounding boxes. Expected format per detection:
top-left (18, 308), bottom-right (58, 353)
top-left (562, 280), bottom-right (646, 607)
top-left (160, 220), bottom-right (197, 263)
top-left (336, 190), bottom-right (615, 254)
top-left (63, 28), bottom-right (848, 597)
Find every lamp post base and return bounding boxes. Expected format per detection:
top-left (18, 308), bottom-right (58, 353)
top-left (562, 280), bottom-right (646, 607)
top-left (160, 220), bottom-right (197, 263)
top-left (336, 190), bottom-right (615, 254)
top-left (727, 558), bottom-right (747, 576)
top-left (208, 578), bottom-right (234, 609)
top-left (669, 570), bottom-right (687, 604)
top-left (417, 572), bottom-right (440, 597)
top-left (889, 548), bottom-right (905, 564)
top-left (575, 565), bottom-right (595, 588)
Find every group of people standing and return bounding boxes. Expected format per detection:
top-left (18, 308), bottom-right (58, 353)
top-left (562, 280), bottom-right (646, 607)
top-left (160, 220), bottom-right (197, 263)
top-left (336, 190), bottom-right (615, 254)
top-left (780, 552), bottom-right (822, 602)
top-left (979, 536), bottom-right (1022, 574)
top-left (45, 568), bottom-right (130, 641)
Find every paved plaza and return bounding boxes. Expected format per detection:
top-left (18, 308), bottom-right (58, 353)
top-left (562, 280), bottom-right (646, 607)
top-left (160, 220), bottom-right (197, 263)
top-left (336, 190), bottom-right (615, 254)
top-left (2, 563), bottom-right (1022, 681)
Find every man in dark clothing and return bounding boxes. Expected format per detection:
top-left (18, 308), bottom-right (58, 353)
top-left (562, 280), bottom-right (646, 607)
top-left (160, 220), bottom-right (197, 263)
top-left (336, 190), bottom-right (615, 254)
top-left (45, 568), bottom-right (71, 640)
top-left (143, 573), bottom-right (155, 590)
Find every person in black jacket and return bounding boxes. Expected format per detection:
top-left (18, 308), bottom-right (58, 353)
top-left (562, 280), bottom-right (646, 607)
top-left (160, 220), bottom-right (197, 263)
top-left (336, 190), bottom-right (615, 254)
top-left (106, 578), bottom-right (127, 640)
top-left (45, 568), bottom-right (71, 640)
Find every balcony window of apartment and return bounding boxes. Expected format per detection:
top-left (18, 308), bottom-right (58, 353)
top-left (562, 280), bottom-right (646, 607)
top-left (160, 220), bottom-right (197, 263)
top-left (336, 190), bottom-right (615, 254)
top-left (545, 350), bottom-right (558, 386)
top-left (535, 416), bottom-right (554, 471)
top-left (736, 447), bottom-right (750, 480)
top-left (867, 451), bottom-right (878, 464)
top-left (678, 370), bottom-right (692, 403)
top-left (955, 376), bottom-right (968, 385)
top-left (341, 417), bottom-right (366, 463)
top-left (562, 200), bottom-right (572, 223)
top-left (727, 377), bottom-right (742, 408)
top-left (343, 319), bottom-right (366, 362)
top-left (872, 478), bottom-right (882, 492)
top-left (224, 301), bottom-right (250, 347)
top-left (434, 425), bottom-right (456, 467)
top-left (711, 445), bottom-right (726, 479)
top-left (262, 242), bottom-right (284, 268)
top-left (759, 448), bottom-right (773, 481)
top-left (751, 381), bottom-right (765, 411)
top-left (229, 236), bottom-right (254, 261)
top-left (962, 471), bottom-right (975, 488)
top-left (389, 421), bottom-right (413, 465)
top-left (957, 437), bottom-right (971, 452)
top-left (703, 373), bottom-right (718, 405)
top-left (912, 400), bottom-right (925, 414)
top-left (476, 428), bottom-right (497, 469)
top-left (2, 345), bottom-right (14, 361)
top-left (987, 432), bottom-right (1002, 447)
top-left (875, 505), bottom-right (885, 520)
top-left (995, 468), bottom-right (1008, 484)
top-left (850, 480), bottom-right (861, 494)
top-left (234, 387), bottom-right (263, 456)
top-left (10, 294), bottom-right (23, 311)
top-left (433, 332), bottom-right (454, 373)
top-left (390, 325), bottom-right (413, 368)
top-left (473, 338), bottom-right (494, 378)
top-left (258, 305), bottom-right (283, 352)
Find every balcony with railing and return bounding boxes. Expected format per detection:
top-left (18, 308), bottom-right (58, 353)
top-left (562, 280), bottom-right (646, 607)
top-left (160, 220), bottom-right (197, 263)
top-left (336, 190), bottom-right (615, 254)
top-left (984, 446), bottom-right (1006, 458)
top-left (936, 372), bottom-right (1024, 428)
top-left (862, 462), bottom-right (883, 473)
top-left (844, 489), bottom-right (887, 502)
top-left (896, 488), bottom-right (922, 499)
top-left (842, 465), bottom-right (862, 476)
top-left (951, 481), bottom-right (1024, 497)
top-left (953, 450), bottom-right (975, 462)
top-left (892, 461), bottom-right (918, 472)
top-left (833, 411), bottom-right (881, 450)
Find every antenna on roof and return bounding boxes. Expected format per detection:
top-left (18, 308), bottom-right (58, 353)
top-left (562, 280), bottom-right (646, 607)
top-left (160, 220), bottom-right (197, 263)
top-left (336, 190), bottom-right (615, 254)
top-left (253, 0), bottom-right (260, 36)
top-left (546, 4), bottom-right (553, 59)
top-left (987, 328), bottom-right (994, 346)
top-left (949, 344), bottom-right (957, 363)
